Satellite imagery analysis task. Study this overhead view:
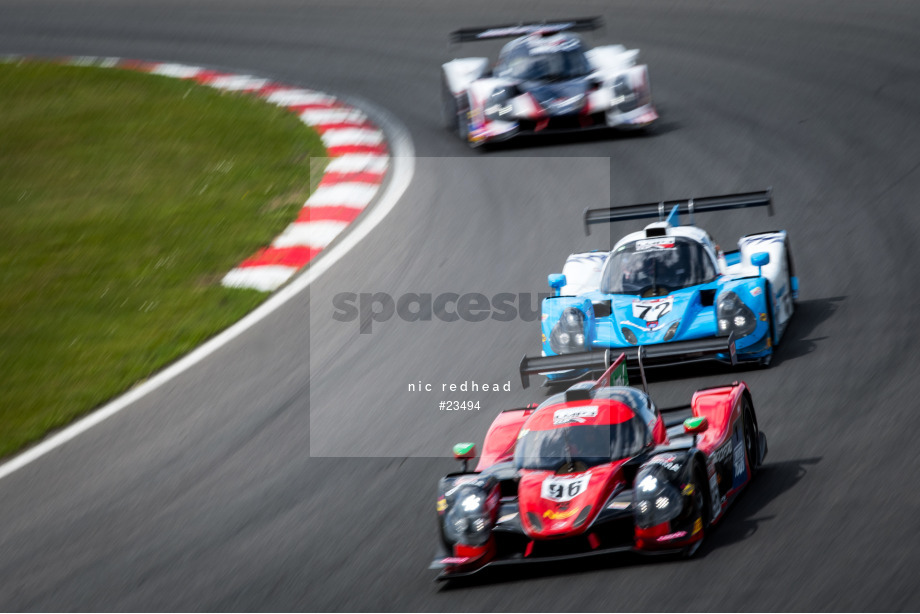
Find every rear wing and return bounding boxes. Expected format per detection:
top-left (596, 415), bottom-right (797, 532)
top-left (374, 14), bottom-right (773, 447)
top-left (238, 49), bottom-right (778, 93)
top-left (583, 189), bottom-right (773, 235)
top-left (518, 335), bottom-right (736, 388)
top-left (450, 17), bottom-right (602, 44)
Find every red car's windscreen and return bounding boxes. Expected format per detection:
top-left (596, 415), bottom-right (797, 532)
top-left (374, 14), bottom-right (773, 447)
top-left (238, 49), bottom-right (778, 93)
top-left (514, 401), bottom-right (648, 471)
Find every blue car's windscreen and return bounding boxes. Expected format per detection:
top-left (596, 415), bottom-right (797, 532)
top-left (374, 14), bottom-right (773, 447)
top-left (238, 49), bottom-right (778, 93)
top-left (601, 236), bottom-right (718, 294)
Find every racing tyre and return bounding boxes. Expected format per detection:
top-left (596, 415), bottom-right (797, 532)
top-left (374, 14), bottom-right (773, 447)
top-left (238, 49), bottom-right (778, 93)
top-left (440, 79), bottom-right (459, 134)
top-left (757, 280), bottom-right (777, 368)
top-left (682, 465), bottom-right (709, 558)
top-left (743, 399), bottom-right (760, 473)
top-left (785, 241), bottom-right (798, 306)
top-left (456, 95), bottom-right (472, 145)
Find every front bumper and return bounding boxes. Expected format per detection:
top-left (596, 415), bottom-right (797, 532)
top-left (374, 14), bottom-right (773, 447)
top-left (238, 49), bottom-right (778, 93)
top-left (606, 103), bottom-right (659, 128)
top-left (469, 103), bottom-right (658, 146)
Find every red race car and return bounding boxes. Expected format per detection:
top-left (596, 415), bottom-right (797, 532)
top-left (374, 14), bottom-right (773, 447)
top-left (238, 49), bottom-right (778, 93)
top-left (431, 349), bottom-right (767, 578)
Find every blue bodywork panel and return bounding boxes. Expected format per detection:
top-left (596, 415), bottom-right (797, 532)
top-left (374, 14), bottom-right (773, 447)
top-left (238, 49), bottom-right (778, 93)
top-left (542, 274), bottom-right (775, 380)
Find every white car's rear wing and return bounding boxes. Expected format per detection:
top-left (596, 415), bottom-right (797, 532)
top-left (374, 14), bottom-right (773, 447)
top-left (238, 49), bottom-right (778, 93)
top-left (450, 17), bottom-right (602, 44)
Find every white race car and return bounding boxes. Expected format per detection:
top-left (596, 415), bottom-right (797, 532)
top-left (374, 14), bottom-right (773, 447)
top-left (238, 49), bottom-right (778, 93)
top-left (441, 18), bottom-right (658, 147)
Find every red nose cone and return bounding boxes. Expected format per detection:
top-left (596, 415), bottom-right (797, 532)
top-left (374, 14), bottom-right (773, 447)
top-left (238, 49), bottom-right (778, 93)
top-left (517, 461), bottom-right (628, 538)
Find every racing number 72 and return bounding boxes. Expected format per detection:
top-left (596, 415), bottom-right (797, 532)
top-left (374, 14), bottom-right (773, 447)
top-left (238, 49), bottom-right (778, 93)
top-left (633, 299), bottom-right (672, 321)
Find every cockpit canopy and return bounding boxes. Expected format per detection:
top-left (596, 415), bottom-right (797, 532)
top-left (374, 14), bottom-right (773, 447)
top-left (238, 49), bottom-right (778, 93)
top-left (600, 236), bottom-right (718, 295)
top-left (513, 387), bottom-right (657, 471)
top-left (495, 34), bottom-right (592, 81)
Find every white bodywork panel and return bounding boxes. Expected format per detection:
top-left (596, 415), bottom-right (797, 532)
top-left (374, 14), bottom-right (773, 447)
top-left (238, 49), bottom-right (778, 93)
top-left (468, 77), bottom-right (509, 107)
top-left (733, 231), bottom-right (794, 327)
top-left (442, 57), bottom-right (490, 95)
top-left (560, 252), bottom-right (609, 295)
top-left (585, 45), bottom-right (639, 73)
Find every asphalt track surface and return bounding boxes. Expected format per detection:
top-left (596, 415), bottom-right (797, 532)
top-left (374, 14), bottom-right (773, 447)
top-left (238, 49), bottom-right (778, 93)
top-left (2, 0), bottom-right (920, 611)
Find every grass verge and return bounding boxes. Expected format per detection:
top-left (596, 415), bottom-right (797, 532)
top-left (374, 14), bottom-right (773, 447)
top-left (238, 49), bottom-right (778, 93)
top-left (0, 61), bottom-right (326, 458)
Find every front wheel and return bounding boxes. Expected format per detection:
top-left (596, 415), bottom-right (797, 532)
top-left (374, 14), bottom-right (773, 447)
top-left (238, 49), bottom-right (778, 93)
top-left (682, 465), bottom-right (709, 558)
top-left (456, 98), bottom-right (472, 144)
top-left (440, 80), bottom-right (459, 134)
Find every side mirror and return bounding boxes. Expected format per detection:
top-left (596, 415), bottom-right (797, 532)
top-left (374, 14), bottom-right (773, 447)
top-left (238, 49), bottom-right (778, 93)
top-left (452, 442), bottom-right (476, 460)
top-left (751, 251), bottom-right (770, 276)
top-left (548, 274), bottom-right (567, 296)
top-left (453, 442), bottom-right (476, 472)
top-left (683, 416), bottom-right (709, 435)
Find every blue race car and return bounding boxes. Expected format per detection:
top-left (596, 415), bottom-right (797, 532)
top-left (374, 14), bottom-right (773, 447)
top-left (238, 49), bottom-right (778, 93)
top-left (535, 190), bottom-right (797, 385)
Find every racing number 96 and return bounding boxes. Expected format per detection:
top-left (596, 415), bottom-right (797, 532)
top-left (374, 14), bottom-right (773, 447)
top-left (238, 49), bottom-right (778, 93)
top-left (549, 482), bottom-right (582, 499)
top-left (541, 474), bottom-right (590, 502)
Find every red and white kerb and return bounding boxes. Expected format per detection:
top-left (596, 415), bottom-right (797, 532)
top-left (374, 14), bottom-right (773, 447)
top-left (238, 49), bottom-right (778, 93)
top-left (114, 60), bottom-right (391, 292)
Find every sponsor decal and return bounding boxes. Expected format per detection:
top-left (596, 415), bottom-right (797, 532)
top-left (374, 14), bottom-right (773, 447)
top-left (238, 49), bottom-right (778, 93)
top-left (709, 472), bottom-right (721, 519)
top-left (733, 440), bottom-right (746, 478)
top-left (638, 475), bottom-right (658, 492)
top-left (636, 237), bottom-right (677, 251)
top-left (682, 484), bottom-right (695, 496)
top-left (751, 287), bottom-right (763, 297)
top-left (543, 507), bottom-right (580, 520)
top-left (542, 474), bottom-right (590, 502)
top-left (444, 476), bottom-right (482, 496)
top-left (436, 497), bottom-right (447, 513)
top-left (742, 234), bottom-right (782, 245)
top-left (692, 517), bottom-right (703, 535)
top-left (760, 312), bottom-right (767, 321)
top-left (498, 513), bottom-right (519, 523)
top-left (529, 39), bottom-right (580, 54)
top-left (609, 360), bottom-right (629, 387)
top-left (656, 530), bottom-right (687, 542)
top-left (649, 455), bottom-right (681, 472)
top-left (622, 320), bottom-right (656, 332)
top-left (553, 406), bottom-right (598, 425)
top-left (441, 556), bottom-right (471, 565)
top-left (711, 441), bottom-right (732, 464)
top-left (567, 253), bottom-right (607, 265)
top-left (607, 501), bottom-right (630, 510)
top-left (477, 23), bottom-right (575, 39)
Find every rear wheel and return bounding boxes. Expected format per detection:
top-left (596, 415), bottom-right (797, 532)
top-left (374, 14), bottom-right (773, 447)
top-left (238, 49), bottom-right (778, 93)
top-left (785, 240), bottom-right (798, 305)
top-left (743, 399), bottom-right (760, 472)
top-left (760, 279), bottom-right (777, 367)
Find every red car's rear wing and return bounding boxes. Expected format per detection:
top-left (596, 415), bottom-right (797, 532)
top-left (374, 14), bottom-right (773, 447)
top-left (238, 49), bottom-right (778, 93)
top-left (583, 189), bottom-right (773, 235)
top-left (450, 17), bottom-right (602, 44)
top-left (518, 335), bottom-right (736, 389)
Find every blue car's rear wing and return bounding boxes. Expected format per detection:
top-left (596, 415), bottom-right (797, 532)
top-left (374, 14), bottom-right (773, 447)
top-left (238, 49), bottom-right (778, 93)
top-left (450, 17), bottom-right (602, 44)
top-left (519, 335), bottom-right (736, 388)
top-left (583, 189), bottom-right (773, 235)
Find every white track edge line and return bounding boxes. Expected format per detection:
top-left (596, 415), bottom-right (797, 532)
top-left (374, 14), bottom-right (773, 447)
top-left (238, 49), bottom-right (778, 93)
top-left (0, 97), bottom-right (415, 482)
